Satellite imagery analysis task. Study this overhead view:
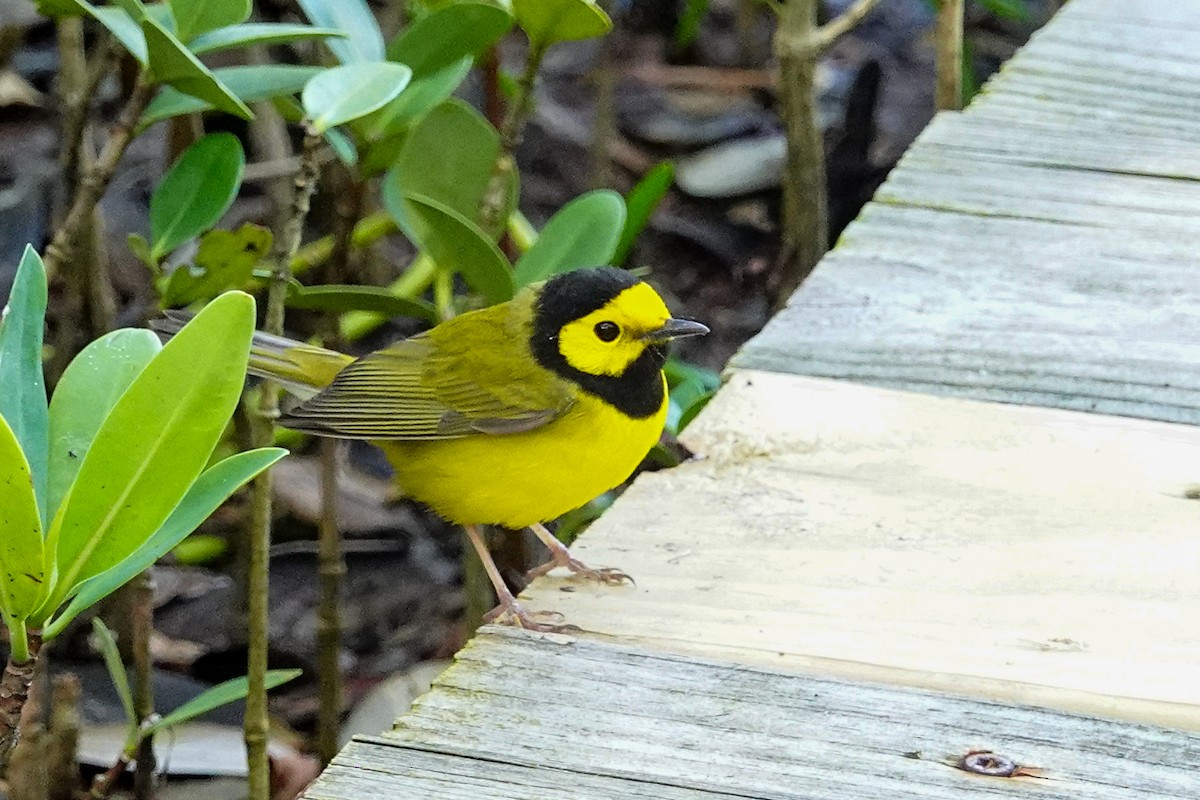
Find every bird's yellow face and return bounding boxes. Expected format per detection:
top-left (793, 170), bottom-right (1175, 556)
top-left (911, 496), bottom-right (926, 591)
top-left (530, 267), bottom-right (708, 419)
top-left (556, 282), bottom-right (672, 377)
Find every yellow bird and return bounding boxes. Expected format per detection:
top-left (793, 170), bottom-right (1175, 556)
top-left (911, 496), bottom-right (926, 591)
top-left (166, 267), bottom-right (708, 629)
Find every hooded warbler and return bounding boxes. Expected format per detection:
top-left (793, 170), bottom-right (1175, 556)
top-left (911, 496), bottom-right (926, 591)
top-left (163, 267), bottom-right (708, 629)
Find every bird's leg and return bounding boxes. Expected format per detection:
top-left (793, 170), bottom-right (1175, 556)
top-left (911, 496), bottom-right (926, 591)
top-left (525, 522), bottom-right (634, 585)
top-left (464, 525), bottom-right (578, 633)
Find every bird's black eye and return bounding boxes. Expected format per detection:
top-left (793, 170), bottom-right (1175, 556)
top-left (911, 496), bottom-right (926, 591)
top-left (594, 321), bottom-right (620, 342)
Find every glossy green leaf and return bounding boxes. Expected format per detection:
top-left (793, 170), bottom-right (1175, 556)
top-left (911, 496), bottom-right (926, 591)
top-left (140, 65), bottom-right (322, 129)
top-left (148, 668), bottom-right (301, 733)
top-left (161, 224), bottom-right (271, 305)
top-left (35, 0), bottom-right (89, 16)
top-left (296, 0), bottom-right (384, 64)
top-left (403, 194), bottom-right (514, 305)
top-left (514, 191), bottom-right (625, 287)
top-left (614, 161), bottom-right (673, 265)
top-left (42, 292), bottom-right (255, 619)
top-left (48, 329), bottom-right (162, 521)
top-left (358, 58), bottom-right (472, 144)
top-left (168, 0), bottom-right (249, 42)
top-left (143, 17), bottom-right (253, 119)
top-left (666, 377), bottom-right (713, 436)
top-left (44, 447), bottom-right (285, 638)
top-left (286, 282), bottom-right (437, 324)
top-left (663, 356), bottom-right (720, 392)
top-left (512, 0), bottom-right (611, 45)
top-left (188, 22), bottom-right (343, 54)
top-left (382, 99), bottom-right (499, 238)
top-left (0, 415), bottom-right (46, 619)
top-left (150, 133), bottom-right (245, 260)
top-left (0, 246), bottom-right (49, 524)
top-left (387, 2), bottom-right (512, 71)
top-left (302, 63), bottom-right (412, 133)
top-left (92, 619), bottom-right (136, 725)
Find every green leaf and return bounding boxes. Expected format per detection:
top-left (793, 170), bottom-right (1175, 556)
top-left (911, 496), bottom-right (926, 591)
top-left (150, 133), bottom-right (245, 260)
top-left (35, 0), bottom-right (90, 16)
top-left (168, 0), bottom-right (249, 42)
top-left (663, 357), bottom-right (720, 392)
top-left (88, 6), bottom-right (149, 63)
top-left (666, 377), bottom-right (713, 435)
top-left (146, 668), bottom-right (302, 733)
top-left (403, 194), bottom-right (514, 305)
top-left (140, 65), bottom-right (322, 129)
top-left (127, 233), bottom-right (154, 268)
top-left (514, 191), bottom-right (625, 287)
top-left (171, 534), bottom-right (227, 565)
top-left (302, 62), bottom-right (413, 134)
top-left (0, 246), bottom-right (49, 525)
top-left (44, 447), bottom-right (285, 638)
top-left (188, 22), bottom-right (344, 54)
top-left (48, 329), bottom-right (162, 522)
top-left (287, 282), bottom-right (437, 323)
top-left (382, 99), bottom-right (499, 238)
top-left (512, 0), bottom-right (611, 45)
top-left (358, 59), bottom-right (472, 145)
top-left (674, 0), bottom-right (708, 48)
top-left (41, 292), bottom-right (256, 620)
top-left (296, 0), bottom-right (384, 64)
top-left (614, 161), bottom-right (673, 266)
top-left (387, 2), bottom-right (512, 73)
top-left (143, 17), bottom-right (253, 119)
top-left (92, 619), bottom-right (136, 725)
top-left (323, 126), bottom-right (358, 167)
top-left (0, 414), bottom-right (46, 620)
top-left (161, 224), bottom-right (272, 305)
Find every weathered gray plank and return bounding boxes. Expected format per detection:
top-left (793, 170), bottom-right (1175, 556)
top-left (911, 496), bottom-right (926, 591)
top-left (735, 0), bottom-right (1200, 423)
top-left (304, 629), bottom-right (1200, 799)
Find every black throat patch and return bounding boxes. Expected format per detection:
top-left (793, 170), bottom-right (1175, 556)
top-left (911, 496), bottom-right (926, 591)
top-left (530, 268), bottom-right (666, 420)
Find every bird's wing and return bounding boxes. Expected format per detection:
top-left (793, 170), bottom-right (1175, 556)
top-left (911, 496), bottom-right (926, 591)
top-left (277, 304), bottom-right (575, 440)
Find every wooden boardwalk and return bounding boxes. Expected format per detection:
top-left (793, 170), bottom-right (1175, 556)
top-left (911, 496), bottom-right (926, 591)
top-left (306, 1), bottom-right (1200, 797)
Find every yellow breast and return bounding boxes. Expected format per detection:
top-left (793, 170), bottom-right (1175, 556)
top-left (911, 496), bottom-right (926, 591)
top-left (377, 380), bottom-right (668, 529)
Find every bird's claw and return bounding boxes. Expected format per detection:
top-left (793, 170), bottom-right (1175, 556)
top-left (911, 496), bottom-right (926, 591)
top-left (526, 556), bottom-right (635, 586)
top-left (484, 601), bottom-right (581, 633)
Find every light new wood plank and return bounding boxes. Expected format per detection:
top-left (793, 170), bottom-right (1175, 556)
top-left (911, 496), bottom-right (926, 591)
top-left (513, 373), bottom-right (1200, 730)
top-left (302, 630), bottom-right (1200, 799)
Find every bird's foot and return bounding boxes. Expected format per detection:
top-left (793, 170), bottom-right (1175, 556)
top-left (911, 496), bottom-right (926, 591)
top-left (526, 553), bottom-right (634, 586)
top-left (484, 600), bottom-right (581, 633)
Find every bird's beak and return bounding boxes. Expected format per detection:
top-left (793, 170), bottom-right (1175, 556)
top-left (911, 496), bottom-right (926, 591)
top-left (641, 318), bottom-right (710, 342)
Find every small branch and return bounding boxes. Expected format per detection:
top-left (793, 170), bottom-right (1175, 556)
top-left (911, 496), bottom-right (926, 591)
top-left (47, 674), bottom-right (81, 800)
top-left (0, 631), bottom-right (43, 772)
top-left (478, 40), bottom-right (548, 237)
top-left (131, 573), bottom-right (155, 800)
top-left (316, 439), bottom-right (345, 765)
top-left (290, 210), bottom-right (396, 276)
top-left (772, 0), bottom-right (828, 306)
top-left (245, 122), bottom-right (322, 800)
top-left (935, 0), bottom-right (965, 111)
top-left (815, 0), bottom-right (883, 52)
top-left (42, 75), bottom-right (155, 279)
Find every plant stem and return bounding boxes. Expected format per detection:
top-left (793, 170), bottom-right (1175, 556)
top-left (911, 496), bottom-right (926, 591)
top-left (772, 0), bottom-right (826, 306)
top-left (245, 123), bottom-right (323, 800)
top-left (935, 0), bottom-right (965, 110)
top-left (47, 674), bottom-right (81, 800)
top-left (290, 211), bottom-right (397, 276)
top-left (478, 40), bottom-right (548, 238)
top-left (42, 76), bottom-right (154, 280)
top-left (316, 439), bottom-right (344, 765)
top-left (815, 0), bottom-right (883, 51)
top-left (0, 631), bottom-right (43, 773)
top-left (131, 573), bottom-right (155, 800)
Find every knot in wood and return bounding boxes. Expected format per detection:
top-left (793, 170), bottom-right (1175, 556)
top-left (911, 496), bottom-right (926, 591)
top-left (958, 750), bottom-right (1019, 777)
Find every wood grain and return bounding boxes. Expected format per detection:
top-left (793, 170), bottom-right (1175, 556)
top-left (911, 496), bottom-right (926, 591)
top-left (733, 2), bottom-right (1200, 423)
top-left (306, 630), bottom-right (1200, 800)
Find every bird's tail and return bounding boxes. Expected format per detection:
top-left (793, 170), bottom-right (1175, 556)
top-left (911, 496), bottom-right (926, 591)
top-left (152, 310), bottom-right (354, 401)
